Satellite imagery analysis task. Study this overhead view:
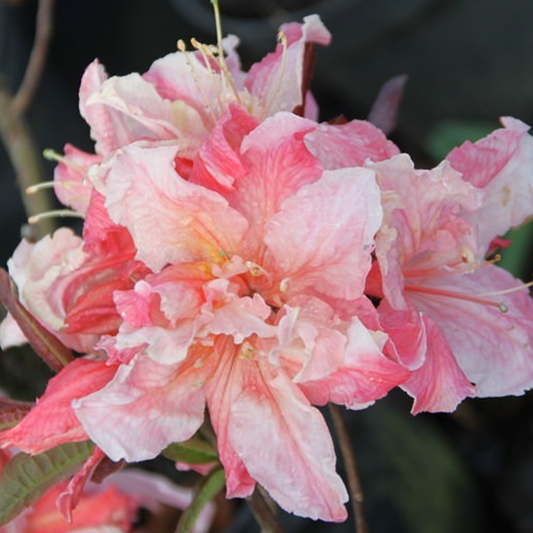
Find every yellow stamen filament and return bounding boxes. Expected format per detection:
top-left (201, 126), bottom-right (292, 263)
top-left (404, 284), bottom-right (508, 313)
top-left (191, 38), bottom-right (225, 114)
top-left (28, 209), bottom-right (84, 225)
top-left (26, 178), bottom-right (89, 196)
top-left (191, 38), bottom-right (242, 108)
top-left (177, 39), bottom-right (217, 126)
top-left (191, 39), bottom-right (215, 77)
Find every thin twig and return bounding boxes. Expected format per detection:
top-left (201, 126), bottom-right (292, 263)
top-left (0, 81), bottom-right (54, 238)
top-left (329, 404), bottom-right (369, 533)
top-left (12, 0), bottom-right (55, 115)
top-left (247, 487), bottom-right (284, 533)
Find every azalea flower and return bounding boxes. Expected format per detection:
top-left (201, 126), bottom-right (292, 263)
top-left (37, 13), bottom-right (332, 216)
top-left (1, 15), bottom-right (336, 353)
top-left (365, 118), bottom-right (533, 413)
top-left (3, 6), bottom-right (533, 527)
top-left (1, 108), bottom-right (407, 522)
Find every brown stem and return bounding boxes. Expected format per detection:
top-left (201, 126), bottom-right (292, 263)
top-left (12, 0), bottom-right (56, 115)
top-left (247, 487), bottom-right (284, 533)
top-left (0, 82), bottom-right (54, 238)
top-left (329, 404), bottom-right (369, 533)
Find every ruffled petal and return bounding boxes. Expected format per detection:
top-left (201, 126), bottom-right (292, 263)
top-left (82, 68), bottom-right (181, 152)
top-left (368, 154), bottom-right (481, 308)
top-left (74, 354), bottom-right (206, 462)
top-left (228, 112), bottom-right (322, 258)
top-left (227, 359), bottom-right (348, 521)
top-left (53, 144), bottom-right (100, 214)
top-left (104, 143), bottom-right (249, 272)
top-left (190, 104), bottom-right (258, 194)
top-left (446, 117), bottom-right (533, 252)
top-left (245, 15), bottom-right (331, 118)
top-left (203, 340), bottom-right (256, 499)
top-left (264, 167), bottom-right (382, 302)
top-left (297, 317), bottom-right (409, 409)
top-left (0, 358), bottom-right (116, 454)
top-left (409, 266), bottom-right (533, 397)
top-left (400, 316), bottom-right (475, 414)
top-left (304, 119), bottom-right (400, 170)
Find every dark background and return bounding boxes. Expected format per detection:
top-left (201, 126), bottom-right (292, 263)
top-left (2, 1), bottom-right (533, 531)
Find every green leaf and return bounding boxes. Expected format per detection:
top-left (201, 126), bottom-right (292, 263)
top-left (0, 268), bottom-right (73, 372)
top-left (175, 467), bottom-right (225, 533)
top-left (163, 436), bottom-right (219, 465)
top-left (498, 220), bottom-right (533, 279)
top-left (0, 441), bottom-right (94, 526)
top-left (426, 120), bottom-right (495, 161)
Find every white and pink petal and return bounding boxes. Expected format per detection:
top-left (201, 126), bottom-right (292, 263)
top-left (104, 144), bottom-right (249, 272)
top-left (74, 354), bottom-right (207, 462)
top-left (446, 117), bottom-right (533, 252)
top-left (0, 358), bottom-right (116, 454)
top-left (264, 167), bottom-right (382, 303)
top-left (227, 358), bottom-right (348, 521)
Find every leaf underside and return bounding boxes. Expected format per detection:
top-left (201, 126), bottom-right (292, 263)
top-left (0, 440), bottom-right (94, 526)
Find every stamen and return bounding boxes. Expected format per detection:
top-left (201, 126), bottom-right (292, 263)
top-left (246, 261), bottom-right (267, 277)
top-left (26, 179), bottom-right (87, 195)
top-left (28, 209), bottom-right (84, 225)
top-left (43, 148), bottom-right (85, 174)
top-left (191, 38), bottom-right (225, 114)
top-left (238, 341), bottom-right (255, 360)
top-left (177, 39), bottom-right (217, 126)
top-left (207, 0), bottom-right (242, 105)
top-left (405, 284), bottom-right (508, 313)
top-left (191, 39), bottom-right (215, 76)
top-left (280, 278), bottom-right (290, 293)
top-left (260, 30), bottom-right (288, 120)
top-left (211, 0), bottom-right (227, 75)
top-left (25, 181), bottom-right (55, 194)
top-left (477, 280), bottom-right (533, 298)
top-left (404, 255), bottom-right (502, 279)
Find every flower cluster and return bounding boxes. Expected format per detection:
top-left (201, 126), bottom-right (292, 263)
top-left (2, 12), bottom-right (533, 525)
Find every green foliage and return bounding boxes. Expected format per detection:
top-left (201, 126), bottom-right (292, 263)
top-left (175, 467), bottom-right (225, 533)
top-left (163, 435), bottom-right (219, 465)
top-left (0, 441), bottom-right (94, 526)
top-left (498, 222), bottom-right (533, 279)
top-left (426, 120), bottom-right (495, 161)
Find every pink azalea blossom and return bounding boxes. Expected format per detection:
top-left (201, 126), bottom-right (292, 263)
top-left (6, 9), bottom-right (533, 525)
top-left (0, 15), bottom-right (338, 352)
top-left (1, 99), bottom-right (405, 523)
top-left (61, 112), bottom-right (407, 522)
top-left (78, 15), bottom-right (331, 166)
top-left (365, 120), bottom-right (533, 413)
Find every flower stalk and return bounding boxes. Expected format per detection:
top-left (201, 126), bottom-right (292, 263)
top-left (329, 404), bottom-right (368, 533)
